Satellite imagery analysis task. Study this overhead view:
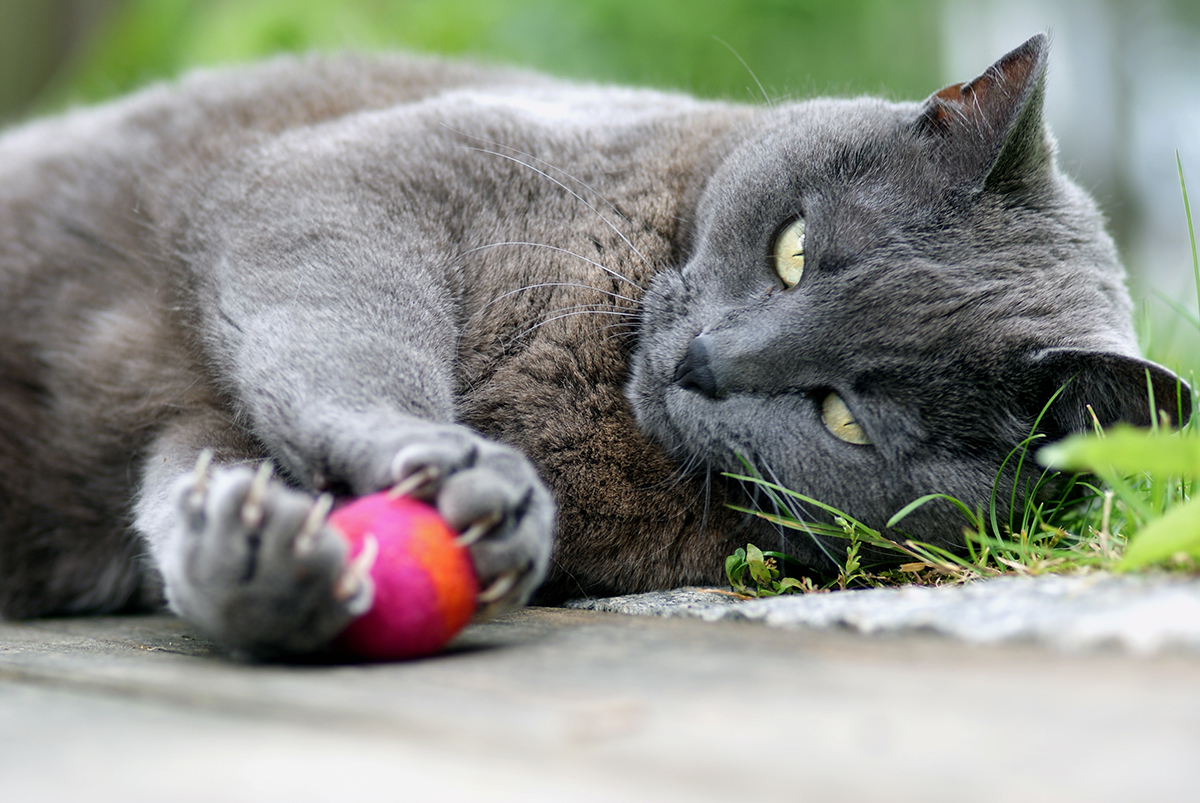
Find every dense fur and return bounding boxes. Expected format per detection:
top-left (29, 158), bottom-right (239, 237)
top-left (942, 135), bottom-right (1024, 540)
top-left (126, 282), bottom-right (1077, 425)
top-left (0, 36), bottom-right (1187, 655)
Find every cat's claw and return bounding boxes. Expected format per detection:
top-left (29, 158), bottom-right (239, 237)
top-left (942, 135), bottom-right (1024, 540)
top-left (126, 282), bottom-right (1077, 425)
top-left (389, 463), bottom-right (442, 498)
top-left (188, 448), bottom-right (214, 510)
top-left (239, 461), bottom-right (273, 529)
top-left (477, 570), bottom-right (519, 605)
top-left (294, 493), bottom-right (334, 557)
top-left (333, 533), bottom-right (377, 615)
top-left (455, 510), bottom-right (503, 548)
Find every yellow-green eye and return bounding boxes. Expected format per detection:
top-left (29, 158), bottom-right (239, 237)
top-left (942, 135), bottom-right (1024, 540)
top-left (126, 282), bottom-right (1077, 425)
top-left (822, 392), bottom-right (870, 445)
top-left (772, 217), bottom-right (806, 289)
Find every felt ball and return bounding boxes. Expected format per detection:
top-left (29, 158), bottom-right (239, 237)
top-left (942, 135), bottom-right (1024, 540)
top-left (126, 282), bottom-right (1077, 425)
top-left (328, 492), bottom-right (478, 660)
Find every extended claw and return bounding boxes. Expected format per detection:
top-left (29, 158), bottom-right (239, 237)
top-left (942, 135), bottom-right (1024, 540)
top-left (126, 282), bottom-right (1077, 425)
top-left (188, 448), bottom-right (214, 510)
top-left (294, 493), bottom-right (334, 556)
top-left (455, 510), bottom-right (504, 548)
top-left (476, 570), bottom-right (519, 605)
top-left (388, 464), bottom-right (442, 499)
top-left (334, 533), bottom-right (378, 615)
top-left (240, 462), bottom-right (274, 530)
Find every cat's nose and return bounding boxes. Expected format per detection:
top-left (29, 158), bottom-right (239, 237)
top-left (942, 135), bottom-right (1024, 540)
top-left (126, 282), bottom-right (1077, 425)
top-left (673, 334), bottom-right (722, 398)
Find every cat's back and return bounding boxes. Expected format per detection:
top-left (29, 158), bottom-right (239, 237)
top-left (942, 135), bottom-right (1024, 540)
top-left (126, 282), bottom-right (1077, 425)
top-left (0, 53), bottom-right (543, 179)
top-left (0, 54), bottom-right (529, 281)
top-left (0, 53), bottom-right (732, 290)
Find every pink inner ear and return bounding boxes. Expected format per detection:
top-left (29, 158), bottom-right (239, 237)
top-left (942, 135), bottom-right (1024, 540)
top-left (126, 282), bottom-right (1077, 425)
top-left (934, 83), bottom-right (965, 105)
top-left (916, 34), bottom-right (1051, 189)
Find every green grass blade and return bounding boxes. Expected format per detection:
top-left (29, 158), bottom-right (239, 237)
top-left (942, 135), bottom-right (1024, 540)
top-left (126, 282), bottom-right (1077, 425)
top-left (723, 472), bottom-right (879, 536)
top-left (1178, 152), bottom-right (1200, 326)
top-left (1151, 289), bottom-right (1200, 330)
top-left (887, 493), bottom-right (981, 531)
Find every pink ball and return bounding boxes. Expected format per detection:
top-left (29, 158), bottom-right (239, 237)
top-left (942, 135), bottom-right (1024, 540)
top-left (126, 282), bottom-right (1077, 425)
top-left (328, 492), bottom-right (478, 660)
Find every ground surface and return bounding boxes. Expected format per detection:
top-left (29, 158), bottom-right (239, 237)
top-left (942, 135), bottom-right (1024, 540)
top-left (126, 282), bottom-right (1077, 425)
top-left (3, 599), bottom-right (1199, 801)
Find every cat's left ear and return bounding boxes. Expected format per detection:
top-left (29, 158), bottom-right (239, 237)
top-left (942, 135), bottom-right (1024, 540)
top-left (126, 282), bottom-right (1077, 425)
top-left (1023, 347), bottom-right (1193, 439)
top-left (915, 33), bottom-right (1052, 191)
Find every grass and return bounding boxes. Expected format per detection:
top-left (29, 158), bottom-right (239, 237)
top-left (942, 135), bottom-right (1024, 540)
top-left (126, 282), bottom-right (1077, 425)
top-left (726, 157), bottom-right (1200, 597)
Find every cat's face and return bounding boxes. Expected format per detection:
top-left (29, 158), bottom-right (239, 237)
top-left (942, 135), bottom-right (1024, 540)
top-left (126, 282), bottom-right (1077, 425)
top-left (626, 35), bottom-right (1189, 568)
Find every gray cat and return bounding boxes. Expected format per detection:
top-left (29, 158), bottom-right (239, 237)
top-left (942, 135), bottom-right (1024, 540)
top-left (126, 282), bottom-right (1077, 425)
top-left (0, 34), bottom-right (1187, 656)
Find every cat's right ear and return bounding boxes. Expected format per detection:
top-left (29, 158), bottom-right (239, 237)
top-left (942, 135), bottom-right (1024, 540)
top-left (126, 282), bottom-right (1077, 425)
top-left (914, 33), bottom-right (1052, 192)
top-left (1022, 348), bottom-right (1193, 440)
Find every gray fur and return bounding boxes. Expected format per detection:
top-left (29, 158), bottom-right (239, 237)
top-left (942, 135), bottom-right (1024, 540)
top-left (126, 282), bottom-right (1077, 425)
top-left (0, 36), bottom-right (1186, 655)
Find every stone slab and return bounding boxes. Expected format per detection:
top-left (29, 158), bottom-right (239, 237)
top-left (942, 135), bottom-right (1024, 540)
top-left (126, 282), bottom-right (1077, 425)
top-left (568, 573), bottom-right (1200, 654)
top-left (2, 607), bottom-right (1200, 801)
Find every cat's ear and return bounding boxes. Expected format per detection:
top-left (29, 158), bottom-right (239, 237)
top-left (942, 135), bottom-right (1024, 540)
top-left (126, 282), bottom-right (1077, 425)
top-left (915, 33), bottom-right (1052, 191)
top-left (1023, 347), bottom-right (1193, 439)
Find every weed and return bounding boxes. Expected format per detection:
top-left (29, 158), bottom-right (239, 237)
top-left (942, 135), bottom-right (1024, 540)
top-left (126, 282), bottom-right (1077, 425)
top-left (724, 544), bottom-right (811, 596)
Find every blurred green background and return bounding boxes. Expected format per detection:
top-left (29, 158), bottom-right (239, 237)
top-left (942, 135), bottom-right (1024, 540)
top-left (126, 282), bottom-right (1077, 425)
top-left (0, 0), bottom-right (949, 116)
top-left (2, 0), bottom-right (1199, 363)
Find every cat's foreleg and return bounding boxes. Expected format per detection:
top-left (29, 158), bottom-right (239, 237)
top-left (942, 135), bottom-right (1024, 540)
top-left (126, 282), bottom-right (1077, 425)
top-left (202, 241), bottom-right (557, 619)
top-left (138, 255), bottom-right (554, 654)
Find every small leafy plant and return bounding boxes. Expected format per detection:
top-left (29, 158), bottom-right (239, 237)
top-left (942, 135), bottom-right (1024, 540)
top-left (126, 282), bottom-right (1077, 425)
top-left (724, 543), bottom-right (810, 596)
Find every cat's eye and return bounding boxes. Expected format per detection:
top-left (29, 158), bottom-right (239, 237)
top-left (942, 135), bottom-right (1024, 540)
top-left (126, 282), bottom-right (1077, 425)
top-left (822, 392), bottom-right (870, 445)
top-left (772, 217), bottom-right (806, 289)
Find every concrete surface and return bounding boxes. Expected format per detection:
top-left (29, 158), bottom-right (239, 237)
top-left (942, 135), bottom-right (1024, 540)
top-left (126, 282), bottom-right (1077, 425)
top-left (2, 605), bottom-right (1200, 802)
top-left (569, 574), bottom-right (1200, 653)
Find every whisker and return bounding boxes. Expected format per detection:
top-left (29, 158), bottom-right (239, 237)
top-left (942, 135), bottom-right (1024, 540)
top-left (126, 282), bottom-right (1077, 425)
top-left (712, 36), bottom-right (773, 107)
top-left (597, 322), bottom-right (640, 338)
top-left (758, 459), bottom-right (839, 566)
top-left (641, 468), bottom-right (714, 564)
top-left (443, 126), bottom-right (639, 227)
top-left (550, 555), bottom-right (591, 601)
top-left (462, 241), bottom-right (643, 292)
top-left (481, 279), bottom-right (639, 310)
top-left (511, 307), bottom-right (636, 341)
top-left (463, 146), bottom-right (654, 272)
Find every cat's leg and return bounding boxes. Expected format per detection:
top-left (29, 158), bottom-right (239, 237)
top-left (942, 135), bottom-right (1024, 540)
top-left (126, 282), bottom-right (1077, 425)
top-left (137, 272), bottom-right (554, 655)
top-left (210, 231), bottom-right (556, 604)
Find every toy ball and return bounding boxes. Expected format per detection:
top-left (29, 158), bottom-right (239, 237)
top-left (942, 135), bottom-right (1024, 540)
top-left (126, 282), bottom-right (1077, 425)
top-left (328, 492), bottom-right (478, 660)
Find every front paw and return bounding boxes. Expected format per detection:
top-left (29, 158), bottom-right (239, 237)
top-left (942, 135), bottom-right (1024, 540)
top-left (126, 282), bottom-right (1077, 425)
top-left (161, 458), bottom-right (366, 656)
top-left (388, 426), bottom-right (555, 617)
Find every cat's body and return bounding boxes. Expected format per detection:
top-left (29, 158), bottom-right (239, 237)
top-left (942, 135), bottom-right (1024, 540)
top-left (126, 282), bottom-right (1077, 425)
top-left (0, 35), bottom-right (1186, 655)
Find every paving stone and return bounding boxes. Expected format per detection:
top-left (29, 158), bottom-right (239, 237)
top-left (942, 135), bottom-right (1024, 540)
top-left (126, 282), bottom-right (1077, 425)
top-left (5, 601), bottom-right (1200, 800)
top-left (567, 573), bottom-right (1200, 654)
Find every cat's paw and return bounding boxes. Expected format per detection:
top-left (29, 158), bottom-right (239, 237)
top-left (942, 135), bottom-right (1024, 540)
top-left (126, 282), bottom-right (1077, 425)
top-left (387, 426), bottom-right (555, 617)
top-left (161, 459), bottom-right (366, 657)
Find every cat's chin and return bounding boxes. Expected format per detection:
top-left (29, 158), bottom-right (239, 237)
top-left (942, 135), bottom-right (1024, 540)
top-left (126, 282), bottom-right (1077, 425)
top-left (634, 387), bottom-right (740, 473)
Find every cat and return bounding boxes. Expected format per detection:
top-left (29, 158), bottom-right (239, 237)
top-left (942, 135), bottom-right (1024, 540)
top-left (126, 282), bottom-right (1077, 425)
top-left (0, 33), bottom-right (1187, 656)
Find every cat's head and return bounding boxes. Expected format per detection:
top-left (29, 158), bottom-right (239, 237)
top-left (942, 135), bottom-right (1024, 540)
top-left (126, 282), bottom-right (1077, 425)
top-left (627, 34), bottom-right (1191, 568)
